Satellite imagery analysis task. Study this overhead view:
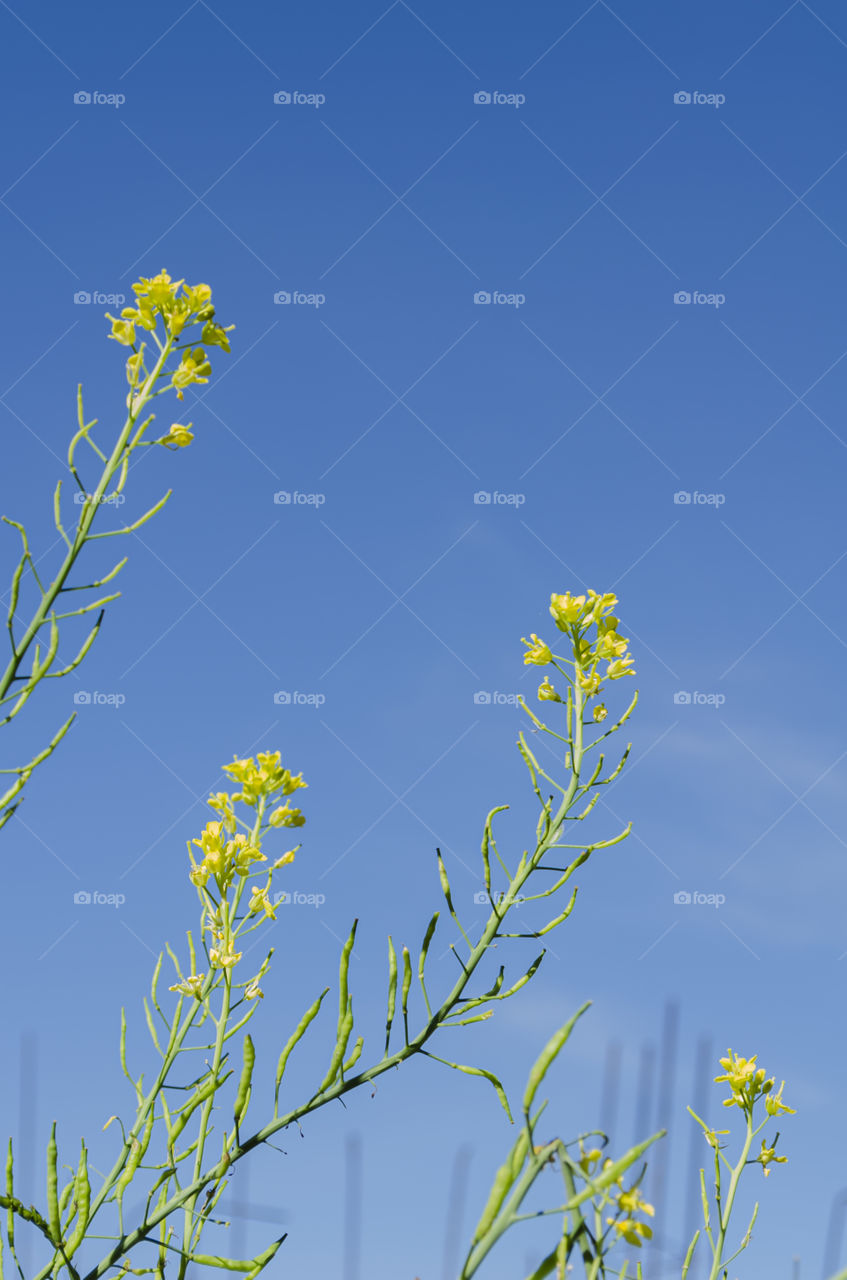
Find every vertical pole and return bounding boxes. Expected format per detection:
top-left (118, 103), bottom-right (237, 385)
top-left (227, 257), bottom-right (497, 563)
top-left (343, 1131), bottom-right (363, 1280)
top-left (441, 1145), bottom-right (473, 1280)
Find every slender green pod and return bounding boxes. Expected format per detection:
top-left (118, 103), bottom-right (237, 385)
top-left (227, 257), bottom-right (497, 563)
top-left (233, 1036), bottom-right (255, 1134)
top-left (65, 1141), bottom-right (90, 1255)
top-left (384, 936), bottom-right (398, 1055)
top-left (400, 946), bottom-right (412, 1041)
top-left (337, 920), bottom-right (357, 1036)
top-left (46, 1122), bottom-right (59, 1244)
top-left (523, 1003), bottom-right (591, 1116)
top-left (273, 989), bottom-right (329, 1113)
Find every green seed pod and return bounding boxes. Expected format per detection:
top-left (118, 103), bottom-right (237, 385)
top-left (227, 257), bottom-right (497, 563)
top-left (65, 1141), bottom-right (90, 1255)
top-left (384, 936), bottom-right (398, 1054)
top-left (46, 1121), bottom-right (60, 1243)
top-left (234, 1035), bottom-right (255, 1129)
top-left (523, 1004), bottom-right (590, 1115)
top-left (274, 989), bottom-right (329, 1114)
top-left (400, 947), bottom-right (412, 1019)
top-left (115, 1103), bottom-right (154, 1200)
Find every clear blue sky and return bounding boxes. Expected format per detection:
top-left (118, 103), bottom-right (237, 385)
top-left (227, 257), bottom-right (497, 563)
top-left (2, 3), bottom-right (846, 1278)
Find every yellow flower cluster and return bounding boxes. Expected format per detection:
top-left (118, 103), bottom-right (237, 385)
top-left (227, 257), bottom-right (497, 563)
top-left (221, 751), bottom-right (307, 822)
top-left (189, 821), bottom-right (266, 892)
top-left (714, 1049), bottom-right (795, 1118)
top-left (104, 269), bottom-right (235, 415)
top-left (521, 590), bottom-right (635, 706)
top-left (607, 1186), bottom-right (655, 1246)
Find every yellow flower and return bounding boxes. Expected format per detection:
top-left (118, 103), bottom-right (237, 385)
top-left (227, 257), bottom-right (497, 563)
top-left (168, 974), bottom-right (205, 999)
top-left (106, 314), bottom-right (136, 346)
top-left (606, 656), bottom-right (635, 680)
top-left (549, 591), bottom-right (587, 630)
top-left (125, 350), bottom-right (145, 385)
top-left (171, 347), bottom-right (212, 394)
top-left (577, 669), bottom-right (601, 697)
top-left (587, 590), bottom-right (618, 620)
top-left (592, 704), bottom-right (608, 723)
top-left (756, 1139), bottom-right (787, 1177)
top-left (280, 770), bottom-right (307, 796)
top-left (132, 268), bottom-right (184, 311)
top-left (537, 677), bottom-right (561, 702)
top-left (272, 849), bottom-right (297, 869)
top-left (521, 634), bottom-right (553, 665)
top-left (245, 980), bottom-right (264, 1000)
top-left (595, 630), bottom-right (629, 660)
top-left (183, 282), bottom-right (212, 312)
top-left (577, 1145), bottom-right (603, 1177)
top-left (201, 319), bottom-right (234, 353)
top-left (268, 804), bottom-right (306, 828)
top-left (704, 1128), bottom-right (730, 1150)
top-left (163, 423), bottom-right (194, 448)
top-left (765, 1080), bottom-right (796, 1117)
top-left (209, 944), bottom-right (242, 970)
top-left (607, 1186), bottom-right (655, 1247)
top-left (207, 791), bottom-right (237, 833)
top-left (248, 886), bottom-right (277, 920)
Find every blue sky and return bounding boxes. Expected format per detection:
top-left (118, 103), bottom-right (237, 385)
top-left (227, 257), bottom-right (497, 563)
top-left (2, 2), bottom-right (846, 1277)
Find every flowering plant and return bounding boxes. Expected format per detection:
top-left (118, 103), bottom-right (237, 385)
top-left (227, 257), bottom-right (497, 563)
top-left (0, 273), bottom-right (834, 1280)
top-left (0, 270), bottom-right (232, 828)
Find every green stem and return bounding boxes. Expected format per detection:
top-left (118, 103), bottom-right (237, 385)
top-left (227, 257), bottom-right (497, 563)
top-left (0, 336), bottom-right (174, 708)
top-left (706, 1112), bottom-right (754, 1280)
